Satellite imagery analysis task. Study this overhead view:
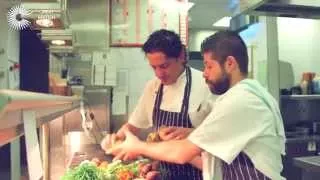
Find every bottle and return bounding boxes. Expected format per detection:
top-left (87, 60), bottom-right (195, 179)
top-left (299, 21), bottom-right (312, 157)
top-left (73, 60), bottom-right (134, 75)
top-left (300, 73), bottom-right (310, 95)
top-left (313, 74), bottom-right (320, 94)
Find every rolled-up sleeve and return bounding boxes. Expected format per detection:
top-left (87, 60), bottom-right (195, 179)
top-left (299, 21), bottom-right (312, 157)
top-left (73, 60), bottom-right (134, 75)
top-left (188, 90), bottom-right (269, 164)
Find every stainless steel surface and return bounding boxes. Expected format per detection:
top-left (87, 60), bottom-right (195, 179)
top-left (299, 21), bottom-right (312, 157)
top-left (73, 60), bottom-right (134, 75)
top-left (238, 0), bottom-right (320, 19)
top-left (294, 156), bottom-right (320, 171)
top-left (281, 94), bottom-right (320, 100)
top-left (49, 131), bottom-right (112, 179)
top-left (22, 0), bottom-right (69, 29)
top-left (281, 95), bottom-right (320, 180)
top-left (47, 86), bottom-right (111, 179)
top-left (49, 116), bottom-right (65, 180)
top-left (0, 89), bottom-right (81, 146)
top-left (293, 156), bottom-right (320, 180)
top-left (64, 86), bottom-right (110, 134)
top-left (67, 145), bottom-right (113, 168)
top-left (64, 132), bottom-right (112, 166)
top-left (0, 90), bottom-right (81, 180)
top-left (230, 14), bottom-right (259, 32)
top-left (67, 0), bottom-right (108, 50)
top-left (41, 124), bottom-right (50, 180)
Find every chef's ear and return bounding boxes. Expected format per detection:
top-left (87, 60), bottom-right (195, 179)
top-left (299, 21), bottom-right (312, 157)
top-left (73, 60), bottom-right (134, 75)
top-left (224, 56), bottom-right (237, 72)
top-left (179, 44), bottom-right (188, 63)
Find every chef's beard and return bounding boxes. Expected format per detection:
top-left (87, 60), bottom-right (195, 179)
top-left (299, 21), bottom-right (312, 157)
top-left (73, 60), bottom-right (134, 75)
top-left (206, 72), bottom-right (230, 95)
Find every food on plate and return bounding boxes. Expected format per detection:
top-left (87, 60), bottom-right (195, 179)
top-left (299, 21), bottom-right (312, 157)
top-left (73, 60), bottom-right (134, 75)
top-left (61, 160), bottom-right (104, 180)
top-left (62, 158), bottom-right (161, 180)
top-left (91, 157), bottom-right (101, 166)
top-left (99, 161), bottom-right (109, 168)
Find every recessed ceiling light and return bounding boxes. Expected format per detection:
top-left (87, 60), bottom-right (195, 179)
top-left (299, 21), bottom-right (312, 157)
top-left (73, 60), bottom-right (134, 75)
top-left (36, 18), bottom-right (54, 27)
top-left (51, 40), bottom-right (65, 45)
top-left (213, 16), bottom-right (232, 27)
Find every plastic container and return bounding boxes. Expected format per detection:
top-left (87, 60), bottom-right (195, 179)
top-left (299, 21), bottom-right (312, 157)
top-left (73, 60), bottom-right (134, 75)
top-left (313, 75), bottom-right (320, 94)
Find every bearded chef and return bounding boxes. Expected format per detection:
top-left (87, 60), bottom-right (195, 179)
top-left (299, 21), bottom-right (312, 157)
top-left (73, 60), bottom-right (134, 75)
top-left (107, 30), bottom-right (286, 180)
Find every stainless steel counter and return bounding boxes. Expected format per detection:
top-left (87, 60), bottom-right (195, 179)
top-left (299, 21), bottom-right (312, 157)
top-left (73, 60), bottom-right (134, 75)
top-left (294, 156), bottom-right (320, 172)
top-left (0, 89), bottom-right (81, 180)
top-left (66, 144), bottom-right (113, 168)
top-left (293, 156), bottom-right (320, 180)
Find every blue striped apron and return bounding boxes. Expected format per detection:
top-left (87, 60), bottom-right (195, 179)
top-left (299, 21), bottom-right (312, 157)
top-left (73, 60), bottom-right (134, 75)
top-left (152, 66), bottom-right (203, 180)
top-left (222, 152), bottom-right (271, 180)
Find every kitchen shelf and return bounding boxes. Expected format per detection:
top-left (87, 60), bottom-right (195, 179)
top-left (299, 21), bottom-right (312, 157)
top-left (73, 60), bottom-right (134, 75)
top-left (281, 95), bottom-right (320, 100)
top-left (0, 89), bottom-right (81, 145)
top-left (0, 89), bottom-right (81, 180)
top-left (293, 156), bottom-right (320, 179)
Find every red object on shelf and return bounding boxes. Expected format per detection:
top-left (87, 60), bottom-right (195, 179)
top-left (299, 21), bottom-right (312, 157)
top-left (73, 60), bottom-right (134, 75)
top-left (9, 63), bottom-right (20, 71)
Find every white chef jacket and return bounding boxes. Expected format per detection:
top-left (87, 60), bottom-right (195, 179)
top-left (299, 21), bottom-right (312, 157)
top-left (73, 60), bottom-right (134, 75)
top-left (188, 79), bottom-right (286, 180)
top-left (128, 67), bottom-right (215, 128)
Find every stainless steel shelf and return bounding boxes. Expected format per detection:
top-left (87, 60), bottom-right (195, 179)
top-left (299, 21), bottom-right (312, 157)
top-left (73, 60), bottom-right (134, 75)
top-left (0, 89), bottom-right (81, 146)
top-left (281, 95), bottom-right (320, 100)
top-left (0, 89), bottom-right (81, 180)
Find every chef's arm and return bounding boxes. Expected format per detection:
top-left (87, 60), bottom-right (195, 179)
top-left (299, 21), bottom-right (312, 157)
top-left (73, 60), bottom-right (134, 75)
top-left (189, 155), bottom-right (202, 170)
top-left (136, 139), bottom-right (202, 165)
top-left (117, 123), bottom-right (141, 139)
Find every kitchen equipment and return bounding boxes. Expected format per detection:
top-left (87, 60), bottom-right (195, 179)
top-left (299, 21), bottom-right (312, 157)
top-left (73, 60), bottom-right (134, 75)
top-left (281, 95), bottom-right (320, 180)
top-left (313, 75), bottom-right (320, 94)
top-left (290, 86), bottom-right (302, 95)
top-left (301, 73), bottom-right (313, 95)
top-left (281, 88), bottom-right (291, 95)
top-left (313, 122), bottom-right (320, 135)
top-left (68, 75), bottom-right (83, 85)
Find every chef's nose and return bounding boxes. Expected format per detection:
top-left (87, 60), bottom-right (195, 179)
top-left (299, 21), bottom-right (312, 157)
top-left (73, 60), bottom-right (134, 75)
top-left (203, 70), bottom-right (208, 79)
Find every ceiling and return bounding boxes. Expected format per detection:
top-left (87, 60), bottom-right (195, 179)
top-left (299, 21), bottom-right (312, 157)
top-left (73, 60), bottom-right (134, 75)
top-left (189, 0), bottom-right (232, 30)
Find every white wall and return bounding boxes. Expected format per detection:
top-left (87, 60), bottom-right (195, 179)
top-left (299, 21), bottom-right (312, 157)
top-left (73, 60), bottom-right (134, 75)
top-left (238, 17), bottom-right (320, 89)
top-left (110, 48), bottom-right (153, 113)
top-left (277, 17), bottom-right (320, 85)
top-left (241, 17), bottom-right (320, 88)
top-left (0, 2), bottom-right (20, 89)
top-left (0, 3), bottom-right (9, 89)
top-left (240, 18), bottom-right (268, 87)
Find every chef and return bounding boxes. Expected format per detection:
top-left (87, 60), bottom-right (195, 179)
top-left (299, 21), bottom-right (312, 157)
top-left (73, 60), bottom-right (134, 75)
top-left (102, 29), bottom-right (215, 180)
top-left (107, 30), bottom-right (286, 180)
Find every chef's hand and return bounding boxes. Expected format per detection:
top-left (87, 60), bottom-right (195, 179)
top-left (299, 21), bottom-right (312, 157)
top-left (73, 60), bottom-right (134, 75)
top-left (106, 130), bottom-right (142, 161)
top-left (100, 123), bottom-right (133, 152)
top-left (100, 133), bottom-right (117, 152)
top-left (159, 127), bottom-right (194, 141)
top-left (116, 122), bottom-right (141, 140)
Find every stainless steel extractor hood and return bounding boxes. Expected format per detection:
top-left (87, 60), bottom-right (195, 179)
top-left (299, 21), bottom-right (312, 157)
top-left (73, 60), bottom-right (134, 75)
top-left (239, 0), bottom-right (320, 19)
top-left (230, 15), bottom-right (259, 32)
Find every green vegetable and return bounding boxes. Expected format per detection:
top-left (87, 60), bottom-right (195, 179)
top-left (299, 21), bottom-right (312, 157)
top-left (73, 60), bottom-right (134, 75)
top-left (62, 158), bottom-right (153, 180)
top-left (61, 162), bottom-right (103, 180)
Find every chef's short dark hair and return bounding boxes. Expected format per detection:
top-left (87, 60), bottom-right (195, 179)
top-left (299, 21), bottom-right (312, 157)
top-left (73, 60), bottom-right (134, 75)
top-left (142, 29), bottom-right (182, 59)
top-left (201, 30), bottom-right (248, 75)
